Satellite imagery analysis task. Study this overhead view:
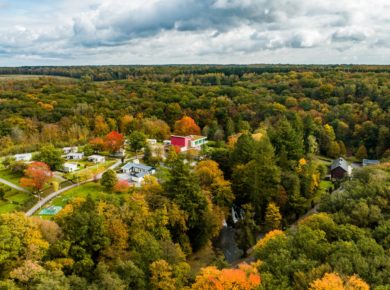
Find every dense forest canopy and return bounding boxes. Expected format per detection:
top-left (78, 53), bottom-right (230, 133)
top-left (0, 65), bottom-right (389, 289)
top-left (0, 65), bottom-right (389, 159)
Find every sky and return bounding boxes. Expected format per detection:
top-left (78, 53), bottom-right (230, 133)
top-left (0, 0), bottom-right (389, 66)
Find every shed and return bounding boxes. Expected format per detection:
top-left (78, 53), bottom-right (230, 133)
top-left (63, 163), bottom-right (78, 172)
top-left (14, 153), bottom-right (32, 162)
top-left (88, 155), bottom-right (106, 163)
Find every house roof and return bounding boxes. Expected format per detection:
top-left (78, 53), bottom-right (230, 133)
top-left (362, 159), bottom-right (380, 166)
top-left (14, 153), bottom-right (32, 157)
top-left (330, 157), bottom-right (349, 172)
top-left (88, 155), bottom-right (104, 159)
top-left (64, 163), bottom-right (78, 168)
top-left (188, 135), bottom-right (207, 141)
top-left (122, 162), bottom-right (154, 172)
top-left (67, 152), bottom-right (83, 156)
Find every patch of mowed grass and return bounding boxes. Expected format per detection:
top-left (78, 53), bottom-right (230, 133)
top-left (0, 169), bottom-right (23, 185)
top-left (0, 184), bottom-right (36, 214)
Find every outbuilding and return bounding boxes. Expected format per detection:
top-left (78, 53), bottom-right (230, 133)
top-left (63, 163), bottom-right (78, 172)
top-left (14, 153), bottom-right (32, 162)
top-left (88, 155), bottom-right (106, 163)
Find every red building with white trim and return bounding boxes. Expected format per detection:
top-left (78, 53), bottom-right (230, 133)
top-left (170, 135), bottom-right (207, 152)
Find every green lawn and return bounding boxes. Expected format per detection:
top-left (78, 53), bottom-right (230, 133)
top-left (36, 182), bottom-right (124, 218)
top-left (0, 184), bottom-right (37, 214)
top-left (63, 160), bottom-right (116, 181)
top-left (0, 169), bottom-right (23, 185)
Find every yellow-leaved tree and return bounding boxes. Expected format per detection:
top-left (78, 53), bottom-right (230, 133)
top-left (309, 272), bottom-right (369, 290)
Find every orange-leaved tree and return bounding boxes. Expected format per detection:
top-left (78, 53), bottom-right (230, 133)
top-left (89, 137), bottom-right (105, 152)
top-left (174, 116), bottom-right (201, 136)
top-left (20, 162), bottom-right (53, 193)
top-left (104, 131), bottom-right (125, 153)
top-left (192, 263), bottom-right (261, 290)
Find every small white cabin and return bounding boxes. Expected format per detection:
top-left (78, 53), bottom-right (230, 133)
top-left (88, 155), bottom-right (106, 163)
top-left (147, 139), bottom-right (157, 145)
top-left (62, 147), bottom-right (78, 154)
top-left (66, 152), bottom-right (84, 160)
top-left (14, 153), bottom-right (32, 162)
top-left (63, 163), bottom-right (78, 172)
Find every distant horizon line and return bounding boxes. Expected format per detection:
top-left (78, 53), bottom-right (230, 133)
top-left (1, 63), bottom-right (390, 68)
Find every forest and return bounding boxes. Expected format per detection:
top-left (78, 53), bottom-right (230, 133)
top-left (0, 65), bottom-right (389, 289)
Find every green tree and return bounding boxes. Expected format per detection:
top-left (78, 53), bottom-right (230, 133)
top-left (128, 131), bottom-right (147, 154)
top-left (268, 116), bottom-right (304, 161)
top-left (35, 144), bottom-right (64, 170)
top-left (163, 157), bottom-right (217, 251)
top-left (100, 170), bottom-right (118, 192)
top-left (230, 133), bottom-right (255, 165)
top-left (232, 135), bottom-right (281, 220)
top-left (56, 198), bottom-right (110, 277)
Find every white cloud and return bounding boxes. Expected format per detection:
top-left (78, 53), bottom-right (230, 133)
top-left (0, 0), bottom-right (389, 65)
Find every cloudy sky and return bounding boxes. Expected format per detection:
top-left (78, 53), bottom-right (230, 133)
top-left (0, 0), bottom-right (389, 65)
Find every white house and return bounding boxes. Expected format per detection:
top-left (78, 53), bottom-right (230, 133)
top-left (66, 152), bottom-right (84, 160)
top-left (147, 139), bottom-right (157, 145)
top-left (119, 160), bottom-right (155, 187)
top-left (63, 163), bottom-right (78, 172)
top-left (62, 147), bottom-right (78, 154)
top-left (14, 153), bottom-right (32, 162)
top-left (88, 155), bottom-right (106, 163)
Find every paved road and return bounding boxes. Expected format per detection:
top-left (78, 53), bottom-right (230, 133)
top-left (25, 160), bottom-right (122, 217)
top-left (0, 177), bottom-right (30, 193)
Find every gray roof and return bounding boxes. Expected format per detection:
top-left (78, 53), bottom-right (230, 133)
top-left (362, 159), bottom-right (380, 166)
top-left (330, 157), bottom-right (349, 172)
top-left (122, 162), bottom-right (154, 172)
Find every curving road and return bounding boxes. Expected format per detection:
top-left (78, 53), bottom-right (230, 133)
top-left (25, 160), bottom-right (122, 217)
top-left (0, 177), bottom-right (30, 193)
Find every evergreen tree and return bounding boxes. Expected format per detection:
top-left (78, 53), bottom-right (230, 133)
top-left (356, 144), bottom-right (368, 160)
top-left (232, 135), bottom-right (281, 221)
top-left (268, 117), bottom-right (304, 161)
top-left (163, 157), bottom-right (214, 251)
top-left (230, 133), bottom-right (255, 165)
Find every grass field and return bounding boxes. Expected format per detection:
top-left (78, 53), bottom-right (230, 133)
top-left (0, 169), bottom-right (23, 185)
top-left (35, 182), bottom-right (124, 219)
top-left (0, 74), bottom-right (76, 81)
top-left (0, 184), bottom-right (37, 214)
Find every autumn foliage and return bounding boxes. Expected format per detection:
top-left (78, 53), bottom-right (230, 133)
top-left (309, 273), bottom-right (369, 290)
top-left (104, 131), bottom-right (125, 153)
top-left (89, 137), bottom-right (105, 151)
top-left (174, 116), bottom-right (201, 136)
top-left (20, 162), bottom-right (53, 193)
top-left (192, 263), bottom-right (261, 290)
top-left (114, 180), bottom-right (131, 193)
top-left (254, 229), bottom-right (285, 252)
